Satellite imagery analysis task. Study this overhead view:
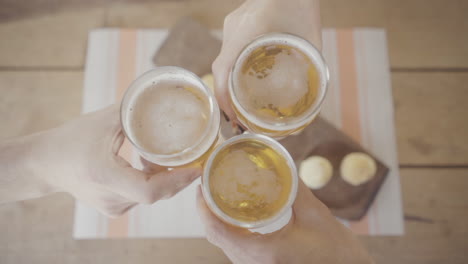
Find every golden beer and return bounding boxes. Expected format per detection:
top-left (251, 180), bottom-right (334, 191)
top-left (229, 33), bottom-right (328, 138)
top-left (202, 134), bottom-right (298, 229)
top-left (121, 67), bottom-right (220, 167)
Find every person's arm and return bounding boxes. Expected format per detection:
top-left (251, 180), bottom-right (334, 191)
top-left (197, 181), bottom-right (374, 264)
top-left (0, 105), bottom-right (200, 217)
top-left (212, 0), bottom-right (322, 122)
top-left (0, 133), bottom-right (57, 202)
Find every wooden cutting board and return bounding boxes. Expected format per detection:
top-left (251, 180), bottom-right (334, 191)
top-left (154, 17), bottom-right (389, 221)
top-left (153, 17), bottom-right (221, 77)
top-left (280, 117), bottom-right (389, 220)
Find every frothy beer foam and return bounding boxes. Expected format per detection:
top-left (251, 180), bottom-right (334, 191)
top-left (240, 49), bottom-right (309, 109)
top-left (211, 149), bottom-right (282, 206)
top-left (128, 81), bottom-right (209, 155)
top-left (236, 44), bottom-right (319, 124)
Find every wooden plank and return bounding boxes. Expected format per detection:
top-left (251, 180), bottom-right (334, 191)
top-left (360, 168), bottom-right (468, 264)
top-left (106, 0), bottom-right (468, 68)
top-left (0, 8), bottom-right (105, 67)
top-left (384, 0), bottom-right (468, 69)
top-left (0, 0), bottom-right (144, 23)
top-left (0, 0), bottom-right (466, 68)
top-left (393, 72), bottom-right (468, 165)
top-left (103, 0), bottom-right (242, 29)
top-left (361, 236), bottom-right (467, 264)
top-left (401, 168), bottom-right (468, 237)
top-left (0, 71), bottom-right (83, 140)
top-left (321, 0), bottom-right (468, 68)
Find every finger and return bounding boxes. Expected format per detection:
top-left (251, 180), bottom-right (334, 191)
top-left (154, 167), bottom-right (202, 200)
top-left (110, 129), bottom-right (136, 169)
top-left (116, 202), bottom-right (136, 216)
top-left (109, 125), bottom-right (161, 174)
top-left (196, 185), bottom-right (254, 247)
top-left (109, 166), bottom-right (201, 204)
top-left (103, 202), bottom-right (136, 218)
top-left (75, 104), bottom-right (122, 148)
top-left (212, 58), bottom-right (237, 122)
top-left (139, 156), bottom-right (165, 174)
top-left (90, 104), bottom-right (121, 132)
top-left (72, 190), bottom-right (135, 218)
top-left (112, 128), bottom-right (126, 156)
top-left (108, 122), bottom-right (200, 203)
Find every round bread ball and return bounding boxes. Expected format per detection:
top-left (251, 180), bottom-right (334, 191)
top-left (299, 156), bottom-right (333, 189)
top-left (340, 152), bottom-right (377, 186)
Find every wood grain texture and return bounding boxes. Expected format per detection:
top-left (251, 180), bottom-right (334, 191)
top-left (394, 72), bottom-right (468, 165)
top-left (401, 169), bottom-right (468, 237)
top-left (0, 8), bottom-right (105, 67)
top-left (0, 71), bottom-right (83, 140)
top-left (322, 0), bottom-right (468, 68)
top-left (361, 168), bottom-right (468, 264)
top-left (108, 0), bottom-right (468, 68)
top-left (0, 0), bottom-right (466, 68)
top-left (0, 0), bottom-right (171, 23)
top-left (104, 0), bottom-right (243, 29)
top-left (362, 236), bottom-right (468, 264)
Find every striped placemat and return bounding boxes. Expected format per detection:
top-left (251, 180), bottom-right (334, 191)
top-left (74, 28), bottom-right (404, 238)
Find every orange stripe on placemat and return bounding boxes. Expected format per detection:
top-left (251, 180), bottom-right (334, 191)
top-left (107, 29), bottom-right (138, 238)
top-left (336, 29), bottom-right (370, 234)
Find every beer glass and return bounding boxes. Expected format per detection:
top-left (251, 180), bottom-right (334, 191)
top-left (202, 133), bottom-right (298, 233)
top-left (121, 67), bottom-right (220, 167)
top-left (229, 33), bottom-right (329, 138)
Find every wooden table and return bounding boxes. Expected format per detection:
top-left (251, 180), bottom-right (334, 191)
top-left (1, 0), bottom-right (467, 263)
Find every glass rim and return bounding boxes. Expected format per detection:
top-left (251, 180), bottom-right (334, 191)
top-left (229, 32), bottom-right (330, 132)
top-left (120, 66), bottom-right (220, 163)
top-left (202, 133), bottom-right (299, 229)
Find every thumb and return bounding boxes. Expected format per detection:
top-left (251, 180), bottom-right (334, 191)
top-left (154, 167), bottom-right (202, 200)
top-left (212, 54), bottom-right (237, 123)
top-left (108, 165), bottom-right (201, 204)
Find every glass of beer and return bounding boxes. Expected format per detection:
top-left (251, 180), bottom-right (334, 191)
top-left (202, 133), bottom-right (298, 232)
top-left (229, 33), bottom-right (329, 138)
top-left (121, 67), bottom-right (221, 167)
